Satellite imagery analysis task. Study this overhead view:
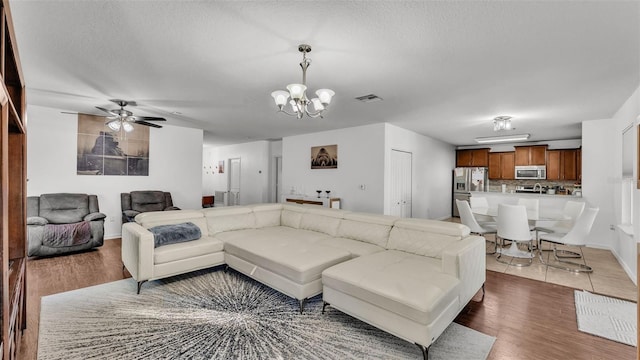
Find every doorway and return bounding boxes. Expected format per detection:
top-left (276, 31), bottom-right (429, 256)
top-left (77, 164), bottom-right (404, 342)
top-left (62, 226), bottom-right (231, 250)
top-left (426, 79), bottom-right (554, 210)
top-left (228, 158), bottom-right (241, 205)
top-left (274, 156), bottom-right (282, 203)
top-left (390, 149), bottom-right (412, 218)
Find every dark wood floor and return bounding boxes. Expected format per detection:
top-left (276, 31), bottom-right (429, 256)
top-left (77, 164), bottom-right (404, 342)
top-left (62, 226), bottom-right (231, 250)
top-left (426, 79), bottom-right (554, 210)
top-left (18, 239), bottom-right (636, 360)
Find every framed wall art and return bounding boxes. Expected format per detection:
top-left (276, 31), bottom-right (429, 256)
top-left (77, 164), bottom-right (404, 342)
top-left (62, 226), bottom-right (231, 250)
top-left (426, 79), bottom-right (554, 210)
top-left (311, 145), bottom-right (338, 169)
top-left (76, 114), bottom-right (150, 176)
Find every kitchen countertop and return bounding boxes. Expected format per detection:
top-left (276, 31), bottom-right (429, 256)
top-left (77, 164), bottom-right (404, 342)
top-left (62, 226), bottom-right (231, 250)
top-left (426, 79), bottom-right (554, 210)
top-left (472, 191), bottom-right (582, 198)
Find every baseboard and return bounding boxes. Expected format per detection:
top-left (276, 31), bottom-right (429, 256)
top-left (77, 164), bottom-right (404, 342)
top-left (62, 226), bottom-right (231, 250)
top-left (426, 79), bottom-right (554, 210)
top-left (587, 243), bottom-right (637, 285)
top-left (610, 247), bottom-right (637, 286)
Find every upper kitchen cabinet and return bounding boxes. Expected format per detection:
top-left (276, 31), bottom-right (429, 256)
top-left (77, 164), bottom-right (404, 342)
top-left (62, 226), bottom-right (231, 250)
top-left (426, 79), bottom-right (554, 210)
top-left (514, 145), bottom-right (547, 166)
top-left (488, 152), bottom-right (515, 180)
top-left (547, 149), bottom-right (580, 181)
top-left (456, 148), bottom-right (489, 167)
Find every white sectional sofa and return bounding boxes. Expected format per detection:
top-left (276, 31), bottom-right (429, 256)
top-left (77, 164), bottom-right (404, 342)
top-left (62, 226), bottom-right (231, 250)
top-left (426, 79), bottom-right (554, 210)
top-left (121, 203), bottom-right (485, 358)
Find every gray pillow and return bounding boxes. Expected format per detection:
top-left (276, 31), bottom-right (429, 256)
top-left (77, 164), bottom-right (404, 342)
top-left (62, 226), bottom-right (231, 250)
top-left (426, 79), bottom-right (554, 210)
top-left (149, 222), bottom-right (201, 248)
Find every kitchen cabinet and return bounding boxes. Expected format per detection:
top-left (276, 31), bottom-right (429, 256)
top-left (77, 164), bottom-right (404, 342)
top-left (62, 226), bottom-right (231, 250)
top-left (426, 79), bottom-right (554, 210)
top-left (546, 149), bottom-right (579, 181)
top-left (456, 148), bottom-right (489, 167)
top-left (514, 145), bottom-right (547, 166)
top-left (488, 152), bottom-right (515, 180)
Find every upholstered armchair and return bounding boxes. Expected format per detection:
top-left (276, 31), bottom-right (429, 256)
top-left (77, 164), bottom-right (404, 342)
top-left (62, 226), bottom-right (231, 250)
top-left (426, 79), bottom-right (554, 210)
top-left (121, 191), bottom-right (180, 223)
top-left (27, 193), bottom-right (106, 257)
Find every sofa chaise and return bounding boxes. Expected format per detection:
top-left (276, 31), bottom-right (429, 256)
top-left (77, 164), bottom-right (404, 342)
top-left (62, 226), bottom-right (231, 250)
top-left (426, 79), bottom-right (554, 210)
top-left (121, 203), bottom-right (485, 359)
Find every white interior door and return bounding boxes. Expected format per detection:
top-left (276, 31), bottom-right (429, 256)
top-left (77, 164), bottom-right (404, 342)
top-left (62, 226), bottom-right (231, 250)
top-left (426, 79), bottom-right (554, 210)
top-left (228, 158), bottom-right (241, 205)
top-left (390, 150), bottom-right (412, 218)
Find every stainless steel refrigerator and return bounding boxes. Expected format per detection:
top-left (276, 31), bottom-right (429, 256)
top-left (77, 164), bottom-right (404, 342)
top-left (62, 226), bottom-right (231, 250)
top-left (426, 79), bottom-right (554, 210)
top-left (452, 167), bottom-right (488, 217)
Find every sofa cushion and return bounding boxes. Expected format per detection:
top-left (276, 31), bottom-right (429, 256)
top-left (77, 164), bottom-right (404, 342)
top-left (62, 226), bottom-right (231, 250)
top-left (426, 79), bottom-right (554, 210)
top-left (154, 236), bottom-right (224, 265)
top-left (387, 219), bottom-right (469, 258)
top-left (251, 204), bottom-right (283, 228)
top-left (205, 207), bottom-right (256, 234)
top-left (322, 250), bottom-right (460, 325)
top-left (223, 229), bottom-right (349, 284)
top-left (149, 222), bottom-right (202, 248)
top-left (317, 237), bottom-right (385, 258)
top-left (39, 193), bottom-right (89, 224)
top-left (281, 209), bottom-right (304, 228)
top-left (215, 226), bottom-right (330, 245)
top-left (299, 213), bottom-right (342, 236)
top-left (337, 212), bottom-right (398, 247)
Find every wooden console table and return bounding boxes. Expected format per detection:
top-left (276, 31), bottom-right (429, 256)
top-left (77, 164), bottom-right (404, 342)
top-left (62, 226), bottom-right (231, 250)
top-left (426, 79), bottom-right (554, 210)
top-left (284, 196), bottom-right (341, 209)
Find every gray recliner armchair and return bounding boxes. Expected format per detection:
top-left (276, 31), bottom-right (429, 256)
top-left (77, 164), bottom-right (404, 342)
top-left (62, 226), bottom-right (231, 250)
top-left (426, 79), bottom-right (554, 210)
top-left (121, 191), bottom-right (180, 223)
top-left (27, 193), bottom-right (106, 257)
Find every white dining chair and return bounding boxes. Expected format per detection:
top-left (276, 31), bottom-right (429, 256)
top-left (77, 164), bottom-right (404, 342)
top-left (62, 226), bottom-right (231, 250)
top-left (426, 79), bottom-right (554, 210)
top-left (517, 198), bottom-right (539, 230)
top-left (537, 200), bottom-right (585, 234)
top-left (537, 207), bottom-right (599, 273)
top-left (456, 199), bottom-right (498, 254)
top-left (469, 196), bottom-right (495, 223)
top-left (496, 204), bottom-right (534, 266)
top-left (536, 200), bottom-right (585, 257)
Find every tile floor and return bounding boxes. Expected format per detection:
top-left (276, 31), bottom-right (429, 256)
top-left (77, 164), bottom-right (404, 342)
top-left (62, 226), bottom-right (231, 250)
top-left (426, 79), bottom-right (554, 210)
top-left (446, 218), bottom-right (637, 302)
top-left (484, 233), bottom-right (637, 302)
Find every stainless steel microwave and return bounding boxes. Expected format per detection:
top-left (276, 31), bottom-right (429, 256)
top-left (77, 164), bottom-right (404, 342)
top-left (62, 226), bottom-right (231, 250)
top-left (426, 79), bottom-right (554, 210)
top-left (515, 165), bottom-right (546, 180)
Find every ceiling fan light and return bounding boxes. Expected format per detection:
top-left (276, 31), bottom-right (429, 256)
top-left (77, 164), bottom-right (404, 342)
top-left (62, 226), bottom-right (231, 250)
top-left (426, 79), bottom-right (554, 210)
top-left (107, 120), bottom-right (121, 131)
top-left (271, 90), bottom-right (290, 106)
top-left (122, 121), bottom-right (134, 132)
top-left (316, 89), bottom-right (335, 105)
top-left (286, 84), bottom-right (307, 100)
top-left (311, 98), bottom-right (324, 111)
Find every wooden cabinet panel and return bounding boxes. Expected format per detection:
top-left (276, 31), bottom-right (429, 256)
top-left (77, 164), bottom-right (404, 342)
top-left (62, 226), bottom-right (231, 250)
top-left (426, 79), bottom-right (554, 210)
top-left (563, 149), bottom-right (578, 181)
top-left (456, 149), bottom-right (489, 167)
top-left (530, 146), bottom-right (547, 165)
top-left (488, 152), bottom-right (515, 180)
top-left (514, 147), bottom-right (529, 166)
top-left (515, 145), bottom-right (547, 166)
top-left (488, 152), bottom-right (501, 179)
top-left (546, 149), bottom-right (579, 181)
top-left (456, 150), bottom-right (472, 167)
top-left (471, 149), bottom-right (489, 167)
top-left (501, 152), bottom-right (515, 179)
top-left (546, 150), bottom-right (561, 180)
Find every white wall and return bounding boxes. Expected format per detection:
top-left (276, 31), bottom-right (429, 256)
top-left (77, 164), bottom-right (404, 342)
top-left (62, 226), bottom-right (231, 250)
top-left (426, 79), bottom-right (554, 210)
top-left (583, 84), bottom-right (640, 283)
top-left (27, 105), bottom-right (203, 239)
top-left (282, 124), bottom-right (386, 213)
top-left (384, 124), bottom-right (455, 219)
top-left (202, 140), bottom-right (271, 205)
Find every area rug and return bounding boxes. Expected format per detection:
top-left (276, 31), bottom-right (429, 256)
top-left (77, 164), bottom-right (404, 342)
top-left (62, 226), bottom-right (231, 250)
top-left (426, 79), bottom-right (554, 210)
top-left (38, 268), bottom-right (495, 359)
top-left (574, 290), bottom-right (637, 347)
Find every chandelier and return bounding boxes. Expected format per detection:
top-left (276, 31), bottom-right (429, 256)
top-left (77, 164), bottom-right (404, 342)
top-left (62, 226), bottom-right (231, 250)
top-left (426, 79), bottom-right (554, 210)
top-left (493, 116), bottom-right (513, 131)
top-left (271, 44), bottom-right (335, 119)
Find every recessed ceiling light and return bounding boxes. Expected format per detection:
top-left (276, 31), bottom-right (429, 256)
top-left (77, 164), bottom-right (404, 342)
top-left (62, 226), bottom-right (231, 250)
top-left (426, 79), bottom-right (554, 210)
top-left (474, 134), bottom-right (530, 144)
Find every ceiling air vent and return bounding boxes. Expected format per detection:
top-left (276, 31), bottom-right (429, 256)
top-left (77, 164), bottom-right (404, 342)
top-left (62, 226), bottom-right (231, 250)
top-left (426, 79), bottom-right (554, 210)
top-left (355, 94), bottom-right (383, 103)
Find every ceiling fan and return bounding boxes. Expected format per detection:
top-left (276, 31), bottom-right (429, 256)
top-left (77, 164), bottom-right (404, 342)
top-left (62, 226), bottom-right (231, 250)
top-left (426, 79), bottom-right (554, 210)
top-left (96, 99), bottom-right (166, 132)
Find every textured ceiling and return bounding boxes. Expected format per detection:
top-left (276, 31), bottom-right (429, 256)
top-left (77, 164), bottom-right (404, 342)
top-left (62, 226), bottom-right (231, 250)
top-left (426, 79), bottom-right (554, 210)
top-left (9, 1), bottom-right (640, 146)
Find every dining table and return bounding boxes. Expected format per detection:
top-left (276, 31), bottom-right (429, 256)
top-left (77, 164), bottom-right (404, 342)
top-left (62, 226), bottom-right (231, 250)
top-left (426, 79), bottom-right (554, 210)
top-left (471, 207), bottom-right (569, 222)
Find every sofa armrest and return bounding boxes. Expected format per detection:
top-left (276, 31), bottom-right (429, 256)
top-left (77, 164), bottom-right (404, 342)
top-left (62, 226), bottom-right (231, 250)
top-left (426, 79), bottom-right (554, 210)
top-left (441, 235), bottom-right (486, 306)
top-left (84, 212), bottom-right (107, 222)
top-left (27, 216), bottom-right (48, 226)
top-left (164, 206), bottom-right (180, 211)
top-left (121, 222), bottom-right (155, 282)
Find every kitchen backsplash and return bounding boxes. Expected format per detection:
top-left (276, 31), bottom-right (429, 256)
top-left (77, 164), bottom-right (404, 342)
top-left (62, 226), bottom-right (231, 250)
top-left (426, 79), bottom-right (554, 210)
top-left (488, 180), bottom-right (579, 194)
